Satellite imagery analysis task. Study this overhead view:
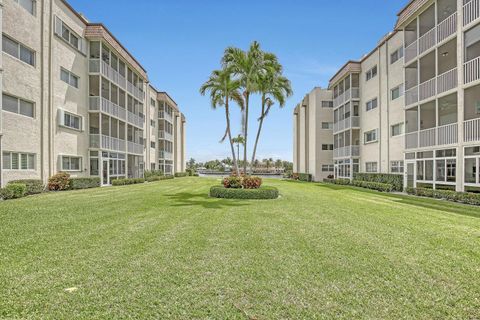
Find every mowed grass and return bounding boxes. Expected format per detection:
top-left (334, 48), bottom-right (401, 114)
top-left (1, 178), bottom-right (480, 319)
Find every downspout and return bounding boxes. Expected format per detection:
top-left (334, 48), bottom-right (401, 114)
top-left (48, 0), bottom-right (54, 178)
top-left (378, 49), bottom-right (383, 172)
top-left (385, 42), bottom-right (391, 173)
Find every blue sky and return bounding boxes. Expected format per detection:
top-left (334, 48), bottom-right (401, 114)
top-left (68, 0), bottom-right (406, 162)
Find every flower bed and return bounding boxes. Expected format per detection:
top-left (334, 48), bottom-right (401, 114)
top-left (209, 185), bottom-right (279, 199)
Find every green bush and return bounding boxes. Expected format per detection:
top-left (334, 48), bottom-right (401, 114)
top-left (146, 175), bottom-right (174, 182)
top-left (8, 179), bottom-right (44, 195)
top-left (48, 172), bottom-right (71, 191)
top-left (1, 183), bottom-right (27, 200)
top-left (354, 173), bottom-right (403, 191)
top-left (406, 187), bottom-right (480, 206)
top-left (174, 172), bottom-right (188, 178)
top-left (298, 173), bottom-right (312, 182)
top-left (352, 180), bottom-right (394, 192)
top-left (70, 177), bottom-right (101, 190)
top-left (209, 186), bottom-right (279, 199)
top-left (323, 178), bottom-right (351, 185)
top-left (112, 178), bottom-right (145, 186)
top-left (144, 170), bottom-right (164, 179)
top-left (223, 176), bottom-right (243, 188)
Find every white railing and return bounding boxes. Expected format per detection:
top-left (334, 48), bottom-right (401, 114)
top-left (127, 141), bottom-right (143, 155)
top-left (463, 0), bottom-right (480, 26)
top-left (333, 92), bottom-right (345, 108)
top-left (437, 67), bottom-right (458, 94)
top-left (89, 97), bottom-right (127, 121)
top-left (418, 27), bottom-right (436, 54)
top-left (333, 146), bottom-right (359, 158)
top-left (437, 12), bottom-right (457, 43)
top-left (419, 78), bottom-right (436, 101)
top-left (464, 118), bottom-right (480, 142)
top-left (89, 59), bottom-right (126, 90)
top-left (159, 111), bottom-right (174, 122)
top-left (405, 86), bottom-right (419, 106)
top-left (159, 150), bottom-right (173, 160)
top-left (405, 40), bottom-right (418, 63)
top-left (419, 127), bottom-right (436, 147)
top-left (159, 131), bottom-right (173, 141)
top-left (89, 134), bottom-right (126, 152)
top-left (127, 82), bottom-right (144, 101)
top-left (405, 132), bottom-right (418, 149)
top-left (127, 111), bottom-right (144, 128)
top-left (333, 116), bottom-right (360, 133)
top-left (351, 88), bottom-right (360, 99)
top-left (437, 123), bottom-right (458, 145)
top-left (464, 56), bottom-right (480, 84)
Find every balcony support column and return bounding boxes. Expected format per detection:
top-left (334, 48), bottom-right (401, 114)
top-left (456, 0), bottom-right (465, 192)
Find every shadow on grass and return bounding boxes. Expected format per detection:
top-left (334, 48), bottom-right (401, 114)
top-left (316, 183), bottom-right (480, 219)
top-left (163, 192), bottom-right (250, 209)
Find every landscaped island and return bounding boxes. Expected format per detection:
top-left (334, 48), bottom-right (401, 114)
top-left (1, 177), bottom-right (479, 318)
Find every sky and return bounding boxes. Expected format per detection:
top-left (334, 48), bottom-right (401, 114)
top-left (68, 0), bottom-right (407, 162)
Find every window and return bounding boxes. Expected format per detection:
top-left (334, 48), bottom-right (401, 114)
top-left (2, 93), bottom-right (34, 117)
top-left (62, 112), bottom-right (82, 130)
top-left (150, 120), bottom-right (156, 127)
top-left (322, 144), bottom-right (334, 151)
top-left (322, 101), bottom-right (333, 108)
top-left (151, 141), bottom-right (156, 148)
top-left (391, 161), bottom-right (404, 173)
top-left (62, 156), bottom-right (81, 171)
top-left (366, 66), bottom-right (377, 81)
top-left (366, 162), bottom-right (378, 173)
top-left (150, 98), bottom-right (156, 106)
top-left (366, 98), bottom-right (378, 111)
top-left (391, 123), bottom-right (404, 137)
top-left (322, 122), bottom-right (333, 129)
top-left (14, 0), bottom-right (36, 15)
top-left (322, 164), bottom-right (334, 172)
top-left (391, 84), bottom-right (404, 100)
top-left (390, 47), bottom-right (404, 64)
top-left (364, 129), bottom-right (378, 143)
top-left (60, 68), bottom-right (79, 88)
top-left (54, 16), bottom-right (85, 54)
top-left (3, 152), bottom-right (35, 170)
top-left (2, 35), bottom-right (35, 66)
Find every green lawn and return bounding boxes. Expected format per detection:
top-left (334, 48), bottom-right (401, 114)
top-left (1, 178), bottom-right (479, 319)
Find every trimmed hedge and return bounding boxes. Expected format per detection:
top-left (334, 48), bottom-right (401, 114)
top-left (174, 172), bottom-right (188, 178)
top-left (323, 178), bottom-right (351, 185)
top-left (298, 173), bottom-right (312, 182)
top-left (144, 170), bottom-right (164, 179)
top-left (406, 187), bottom-right (480, 206)
top-left (112, 178), bottom-right (145, 186)
top-left (352, 180), bottom-right (394, 192)
top-left (146, 175), bottom-right (174, 182)
top-left (9, 179), bottom-right (44, 195)
top-left (1, 183), bottom-right (27, 200)
top-left (354, 173), bottom-right (403, 191)
top-left (70, 177), bottom-right (101, 190)
top-left (209, 186), bottom-right (279, 200)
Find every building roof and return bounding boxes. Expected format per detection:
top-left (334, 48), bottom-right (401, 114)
top-left (328, 61), bottom-right (361, 88)
top-left (395, 0), bottom-right (431, 28)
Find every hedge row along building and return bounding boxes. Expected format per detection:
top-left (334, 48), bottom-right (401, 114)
top-left (0, 0), bottom-right (186, 187)
top-left (294, 0), bottom-right (480, 192)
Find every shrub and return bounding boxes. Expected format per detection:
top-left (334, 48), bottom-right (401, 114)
top-left (352, 180), bottom-right (394, 192)
top-left (1, 183), bottom-right (27, 200)
top-left (48, 172), bottom-right (71, 191)
top-left (144, 170), bottom-right (164, 179)
top-left (291, 173), bottom-right (299, 180)
top-left (406, 187), bottom-right (480, 206)
top-left (298, 173), bottom-right (312, 182)
top-left (146, 175), bottom-right (174, 182)
top-left (209, 186), bottom-right (279, 200)
top-left (186, 168), bottom-right (196, 176)
top-left (9, 179), bottom-right (44, 195)
top-left (323, 178), bottom-right (351, 185)
top-left (242, 176), bottom-right (262, 189)
top-left (70, 177), bottom-right (101, 190)
top-left (174, 172), bottom-right (188, 178)
top-left (354, 173), bottom-right (403, 191)
top-left (112, 178), bottom-right (145, 186)
top-left (223, 176), bottom-right (243, 189)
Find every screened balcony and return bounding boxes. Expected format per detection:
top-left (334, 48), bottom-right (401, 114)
top-left (463, 0), bottom-right (480, 26)
top-left (333, 101), bottom-right (360, 133)
top-left (333, 130), bottom-right (360, 159)
top-left (464, 23), bottom-right (480, 84)
top-left (89, 113), bottom-right (127, 152)
top-left (332, 74), bottom-right (359, 108)
top-left (464, 84), bottom-right (480, 142)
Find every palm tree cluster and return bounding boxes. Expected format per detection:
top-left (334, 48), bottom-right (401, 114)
top-left (200, 41), bottom-right (292, 175)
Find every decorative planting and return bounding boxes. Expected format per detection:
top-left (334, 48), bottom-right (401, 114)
top-left (209, 185), bottom-right (279, 199)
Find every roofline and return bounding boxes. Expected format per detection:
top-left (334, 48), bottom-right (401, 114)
top-left (328, 60), bottom-right (361, 82)
top-left (397, 0), bottom-right (416, 16)
top-left (360, 30), bottom-right (399, 62)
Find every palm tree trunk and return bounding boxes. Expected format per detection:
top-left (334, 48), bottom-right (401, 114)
top-left (243, 91), bottom-right (250, 175)
top-left (225, 100), bottom-right (239, 176)
top-left (250, 94), bottom-right (266, 173)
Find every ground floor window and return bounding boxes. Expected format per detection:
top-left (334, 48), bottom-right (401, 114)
top-left (62, 156), bottom-right (82, 171)
top-left (365, 162), bottom-right (378, 173)
top-left (322, 164), bottom-right (334, 172)
top-left (3, 152), bottom-right (35, 170)
top-left (414, 149), bottom-right (456, 184)
top-left (465, 147), bottom-right (480, 185)
top-left (390, 160), bottom-right (404, 173)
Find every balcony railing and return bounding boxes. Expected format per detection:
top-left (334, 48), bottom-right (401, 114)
top-left (418, 27), bottom-right (436, 55)
top-left (419, 78), bottom-right (436, 101)
top-left (127, 81), bottom-right (144, 101)
top-left (405, 123), bottom-right (458, 149)
top-left (405, 132), bottom-right (418, 149)
top-left (437, 123), bottom-right (458, 145)
top-left (333, 145), bottom-right (360, 158)
top-left (159, 130), bottom-right (173, 141)
top-left (89, 97), bottom-right (127, 121)
top-left (127, 141), bottom-right (143, 155)
top-left (406, 67), bottom-right (458, 107)
top-left (464, 56), bottom-right (480, 84)
top-left (405, 86), bottom-right (419, 106)
top-left (463, 0), bottom-right (480, 26)
top-left (333, 93), bottom-right (345, 108)
top-left (419, 127), bottom-right (436, 148)
top-left (437, 12), bottom-right (457, 43)
top-left (333, 87), bottom-right (359, 109)
top-left (127, 111), bottom-right (144, 129)
top-left (159, 150), bottom-right (173, 160)
top-left (333, 116), bottom-right (360, 133)
top-left (437, 67), bottom-right (458, 94)
top-left (465, 118), bottom-right (480, 142)
top-left (89, 134), bottom-right (126, 152)
top-left (89, 59), bottom-right (126, 90)
top-left (405, 40), bottom-right (418, 64)
top-left (159, 111), bottom-right (174, 122)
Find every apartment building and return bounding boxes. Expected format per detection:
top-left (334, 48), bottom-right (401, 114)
top-left (0, 0), bottom-right (186, 187)
top-left (294, 0), bottom-right (480, 192)
top-left (293, 87), bottom-right (334, 181)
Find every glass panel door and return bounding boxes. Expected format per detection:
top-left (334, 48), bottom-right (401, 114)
top-left (407, 162), bottom-right (415, 188)
top-left (102, 159), bottom-right (109, 186)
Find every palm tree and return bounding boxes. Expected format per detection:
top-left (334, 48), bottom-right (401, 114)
top-left (222, 41), bottom-right (264, 174)
top-left (232, 134), bottom-right (245, 170)
top-left (200, 69), bottom-right (244, 176)
top-left (250, 70), bottom-right (292, 171)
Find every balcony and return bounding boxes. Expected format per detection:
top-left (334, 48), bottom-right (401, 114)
top-left (89, 97), bottom-right (127, 121)
top-left (127, 141), bottom-right (143, 155)
top-left (333, 116), bottom-right (360, 133)
top-left (405, 41), bottom-right (418, 64)
top-left (159, 111), bottom-right (174, 122)
top-left (405, 67), bottom-right (457, 106)
top-left (463, 0), bottom-right (480, 26)
top-left (333, 87), bottom-right (359, 108)
top-left (464, 56), bottom-right (480, 84)
top-left (464, 118), bottom-right (480, 142)
top-left (127, 111), bottom-right (144, 129)
top-left (405, 123), bottom-right (458, 149)
top-left (159, 150), bottom-right (173, 160)
top-left (333, 145), bottom-right (360, 159)
top-left (159, 131), bottom-right (173, 141)
top-left (89, 59), bottom-right (126, 90)
top-left (127, 81), bottom-right (144, 101)
top-left (89, 134), bottom-right (126, 152)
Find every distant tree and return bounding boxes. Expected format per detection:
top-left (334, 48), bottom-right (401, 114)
top-left (275, 159), bottom-right (282, 168)
top-left (187, 158), bottom-right (196, 169)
